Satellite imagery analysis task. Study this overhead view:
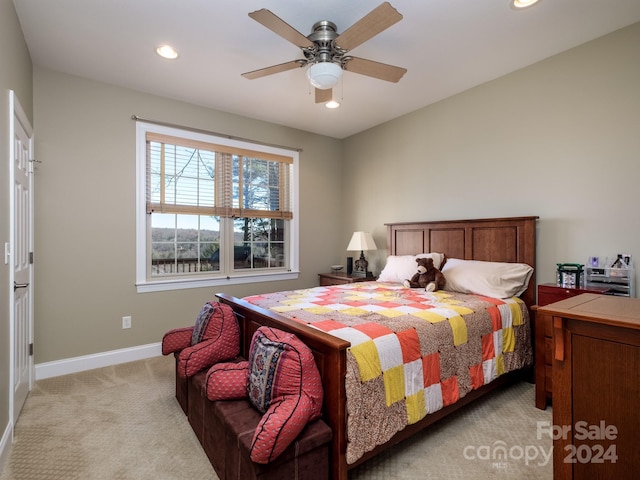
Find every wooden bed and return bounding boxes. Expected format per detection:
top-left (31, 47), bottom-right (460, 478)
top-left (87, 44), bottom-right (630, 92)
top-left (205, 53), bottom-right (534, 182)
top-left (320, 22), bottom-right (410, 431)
top-left (216, 216), bottom-right (538, 480)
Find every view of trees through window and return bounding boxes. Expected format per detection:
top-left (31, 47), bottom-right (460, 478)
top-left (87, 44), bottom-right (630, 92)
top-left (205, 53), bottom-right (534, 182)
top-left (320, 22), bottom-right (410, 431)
top-left (150, 215), bottom-right (285, 275)
top-left (147, 137), bottom-right (290, 277)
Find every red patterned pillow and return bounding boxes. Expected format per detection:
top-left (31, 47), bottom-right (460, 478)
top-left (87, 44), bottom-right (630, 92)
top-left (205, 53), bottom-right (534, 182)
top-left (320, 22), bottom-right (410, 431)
top-left (246, 326), bottom-right (324, 464)
top-left (205, 361), bottom-right (249, 401)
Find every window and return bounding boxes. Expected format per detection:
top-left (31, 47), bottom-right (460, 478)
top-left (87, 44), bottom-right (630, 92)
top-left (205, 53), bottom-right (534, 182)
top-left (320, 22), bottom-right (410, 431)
top-left (136, 122), bottom-right (299, 292)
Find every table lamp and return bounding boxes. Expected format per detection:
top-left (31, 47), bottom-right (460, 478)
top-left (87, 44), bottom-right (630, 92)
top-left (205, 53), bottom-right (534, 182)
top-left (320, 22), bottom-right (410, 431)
top-left (346, 231), bottom-right (377, 277)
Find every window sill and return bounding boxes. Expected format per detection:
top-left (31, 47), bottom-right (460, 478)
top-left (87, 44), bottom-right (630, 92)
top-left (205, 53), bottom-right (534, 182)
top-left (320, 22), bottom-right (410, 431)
top-left (136, 270), bottom-right (300, 293)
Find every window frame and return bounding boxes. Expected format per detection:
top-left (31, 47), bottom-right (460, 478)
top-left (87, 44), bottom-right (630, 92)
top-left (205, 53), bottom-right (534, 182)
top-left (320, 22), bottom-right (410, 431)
top-left (135, 121), bottom-right (299, 293)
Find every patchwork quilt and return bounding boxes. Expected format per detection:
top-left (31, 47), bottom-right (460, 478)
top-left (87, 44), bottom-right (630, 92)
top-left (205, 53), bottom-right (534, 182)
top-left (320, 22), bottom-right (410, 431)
top-left (244, 281), bottom-right (533, 464)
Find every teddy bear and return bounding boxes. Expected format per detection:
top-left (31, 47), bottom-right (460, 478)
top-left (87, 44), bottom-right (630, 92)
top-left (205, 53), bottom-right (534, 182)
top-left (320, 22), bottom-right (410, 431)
top-left (403, 257), bottom-right (446, 292)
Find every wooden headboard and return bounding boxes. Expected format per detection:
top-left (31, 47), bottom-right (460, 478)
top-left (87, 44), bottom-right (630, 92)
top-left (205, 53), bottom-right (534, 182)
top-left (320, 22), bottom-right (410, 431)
top-left (386, 216), bottom-right (538, 308)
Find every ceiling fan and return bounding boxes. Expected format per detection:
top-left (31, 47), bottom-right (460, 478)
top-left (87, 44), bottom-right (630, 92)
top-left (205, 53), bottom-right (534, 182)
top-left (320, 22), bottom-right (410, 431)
top-left (241, 2), bottom-right (407, 104)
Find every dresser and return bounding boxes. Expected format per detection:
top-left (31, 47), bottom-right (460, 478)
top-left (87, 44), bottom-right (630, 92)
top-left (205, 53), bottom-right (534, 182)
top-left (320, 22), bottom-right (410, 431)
top-left (534, 283), bottom-right (609, 409)
top-left (539, 294), bottom-right (640, 479)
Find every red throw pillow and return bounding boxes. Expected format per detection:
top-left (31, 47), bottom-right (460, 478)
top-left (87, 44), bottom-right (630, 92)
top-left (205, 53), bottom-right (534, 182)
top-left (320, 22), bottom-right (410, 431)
top-left (205, 361), bottom-right (249, 401)
top-left (246, 326), bottom-right (324, 463)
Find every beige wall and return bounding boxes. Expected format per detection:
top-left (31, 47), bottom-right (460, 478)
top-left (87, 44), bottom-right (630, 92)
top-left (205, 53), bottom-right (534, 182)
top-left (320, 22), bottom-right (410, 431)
top-left (343, 22), bottom-right (640, 289)
top-left (0, 0), bottom-right (32, 448)
top-left (32, 68), bottom-right (343, 363)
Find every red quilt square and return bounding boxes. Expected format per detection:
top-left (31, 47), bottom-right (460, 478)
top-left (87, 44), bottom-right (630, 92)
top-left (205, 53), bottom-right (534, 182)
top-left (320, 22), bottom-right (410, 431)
top-left (397, 328), bottom-right (421, 363)
top-left (481, 333), bottom-right (495, 361)
top-left (478, 296), bottom-right (505, 306)
top-left (469, 363), bottom-right (484, 390)
top-left (407, 302), bottom-right (433, 310)
top-left (376, 301), bottom-right (402, 309)
top-left (441, 376), bottom-right (460, 407)
top-left (311, 299), bottom-right (335, 306)
top-left (422, 353), bottom-right (440, 387)
top-left (343, 301), bottom-right (367, 307)
top-left (487, 306), bottom-right (502, 331)
top-left (353, 322), bottom-right (394, 339)
top-left (313, 319), bottom-right (347, 332)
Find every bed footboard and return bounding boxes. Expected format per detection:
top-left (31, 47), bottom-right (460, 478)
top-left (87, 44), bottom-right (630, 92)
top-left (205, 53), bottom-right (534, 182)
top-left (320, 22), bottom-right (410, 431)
top-left (216, 293), bottom-right (351, 480)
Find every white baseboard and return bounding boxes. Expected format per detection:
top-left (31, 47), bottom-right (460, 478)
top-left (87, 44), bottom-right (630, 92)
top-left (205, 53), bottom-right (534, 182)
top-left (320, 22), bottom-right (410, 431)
top-left (35, 342), bottom-right (163, 380)
top-left (0, 421), bottom-right (13, 474)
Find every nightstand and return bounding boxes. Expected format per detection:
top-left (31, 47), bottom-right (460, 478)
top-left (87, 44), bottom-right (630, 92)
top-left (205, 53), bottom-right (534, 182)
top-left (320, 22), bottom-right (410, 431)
top-left (534, 283), bottom-right (610, 409)
top-left (318, 272), bottom-right (374, 286)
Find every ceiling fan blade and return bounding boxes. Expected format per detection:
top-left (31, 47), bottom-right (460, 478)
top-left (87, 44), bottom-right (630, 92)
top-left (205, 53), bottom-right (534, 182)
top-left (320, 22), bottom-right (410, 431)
top-left (315, 88), bottom-right (332, 104)
top-left (335, 2), bottom-right (402, 52)
top-left (343, 57), bottom-right (407, 83)
top-left (242, 60), bottom-right (306, 80)
top-left (248, 9), bottom-right (315, 49)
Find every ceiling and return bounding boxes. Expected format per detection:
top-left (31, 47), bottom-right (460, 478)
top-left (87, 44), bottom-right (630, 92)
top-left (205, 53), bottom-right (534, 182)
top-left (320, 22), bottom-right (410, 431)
top-left (13, 0), bottom-right (640, 139)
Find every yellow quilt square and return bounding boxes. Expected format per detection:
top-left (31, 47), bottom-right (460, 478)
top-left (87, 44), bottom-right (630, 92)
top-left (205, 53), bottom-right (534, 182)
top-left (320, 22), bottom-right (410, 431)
top-left (502, 326), bottom-right (515, 353)
top-left (272, 305), bottom-right (300, 312)
top-left (448, 315), bottom-right (468, 346)
top-left (496, 354), bottom-right (505, 376)
top-left (304, 306), bottom-right (334, 315)
top-left (383, 365), bottom-right (405, 406)
top-left (349, 340), bottom-right (382, 382)
top-left (405, 391), bottom-right (427, 425)
top-left (412, 310), bottom-right (447, 323)
top-left (445, 305), bottom-right (474, 316)
top-left (509, 302), bottom-right (524, 326)
top-left (378, 309), bottom-right (407, 318)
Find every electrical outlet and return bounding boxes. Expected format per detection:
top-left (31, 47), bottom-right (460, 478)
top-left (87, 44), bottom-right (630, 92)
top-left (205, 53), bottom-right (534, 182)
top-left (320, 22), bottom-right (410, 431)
top-left (122, 316), bottom-right (132, 329)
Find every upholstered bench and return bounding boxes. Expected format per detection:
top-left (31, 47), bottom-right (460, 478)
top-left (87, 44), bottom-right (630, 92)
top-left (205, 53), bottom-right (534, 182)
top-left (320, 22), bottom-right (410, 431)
top-left (182, 326), bottom-right (332, 480)
top-left (214, 399), bottom-right (331, 480)
top-left (186, 370), bottom-right (332, 480)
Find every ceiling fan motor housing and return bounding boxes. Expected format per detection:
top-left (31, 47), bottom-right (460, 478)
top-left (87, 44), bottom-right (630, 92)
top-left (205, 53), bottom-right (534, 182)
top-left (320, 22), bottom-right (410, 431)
top-left (306, 20), bottom-right (343, 65)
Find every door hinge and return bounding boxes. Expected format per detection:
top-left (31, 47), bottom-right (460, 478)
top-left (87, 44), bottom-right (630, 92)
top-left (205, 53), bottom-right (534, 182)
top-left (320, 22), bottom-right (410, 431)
top-left (29, 252), bottom-right (34, 264)
top-left (29, 343), bottom-right (34, 356)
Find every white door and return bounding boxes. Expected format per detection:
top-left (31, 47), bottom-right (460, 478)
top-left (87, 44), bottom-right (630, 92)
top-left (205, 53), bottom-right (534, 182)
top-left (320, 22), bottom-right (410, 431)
top-left (9, 90), bottom-right (34, 424)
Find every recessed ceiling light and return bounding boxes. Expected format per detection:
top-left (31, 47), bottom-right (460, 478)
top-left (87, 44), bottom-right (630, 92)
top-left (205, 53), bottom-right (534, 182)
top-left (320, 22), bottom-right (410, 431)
top-left (325, 100), bottom-right (340, 109)
top-left (511, 0), bottom-right (541, 9)
top-left (156, 44), bottom-right (179, 60)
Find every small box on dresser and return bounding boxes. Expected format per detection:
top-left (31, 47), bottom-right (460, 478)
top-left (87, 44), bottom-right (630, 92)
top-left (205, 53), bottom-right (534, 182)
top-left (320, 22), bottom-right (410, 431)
top-left (534, 283), bottom-right (609, 409)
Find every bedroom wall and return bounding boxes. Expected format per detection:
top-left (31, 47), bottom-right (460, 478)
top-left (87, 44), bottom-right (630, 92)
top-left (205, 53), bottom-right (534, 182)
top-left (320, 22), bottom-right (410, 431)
top-left (32, 67), bottom-right (343, 364)
top-left (342, 22), bottom-right (640, 292)
top-left (0, 0), bottom-right (33, 459)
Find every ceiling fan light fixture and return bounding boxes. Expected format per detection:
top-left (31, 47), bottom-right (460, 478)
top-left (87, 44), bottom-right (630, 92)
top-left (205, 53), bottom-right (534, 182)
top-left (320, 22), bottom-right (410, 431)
top-left (510, 0), bottom-right (541, 9)
top-left (156, 44), bottom-right (179, 60)
top-left (325, 100), bottom-right (340, 109)
top-left (307, 62), bottom-right (342, 90)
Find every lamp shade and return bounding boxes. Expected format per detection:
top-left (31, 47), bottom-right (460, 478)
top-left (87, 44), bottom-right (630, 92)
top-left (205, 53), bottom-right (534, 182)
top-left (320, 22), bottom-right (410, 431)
top-left (346, 232), bottom-right (377, 251)
top-left (306, 62), bottom-right (342, 90)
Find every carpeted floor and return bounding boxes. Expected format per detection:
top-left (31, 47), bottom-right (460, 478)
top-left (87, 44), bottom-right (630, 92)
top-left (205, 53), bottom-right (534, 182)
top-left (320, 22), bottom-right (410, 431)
top-left (0, 355), bottom-right (552, 479)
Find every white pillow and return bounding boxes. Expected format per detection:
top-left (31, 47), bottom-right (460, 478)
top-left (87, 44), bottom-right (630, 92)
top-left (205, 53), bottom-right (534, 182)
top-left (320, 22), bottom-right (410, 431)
top-left (377, 253), bottom-right (445, 284)
top-left (441, 258), bottom-right (533, 298)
